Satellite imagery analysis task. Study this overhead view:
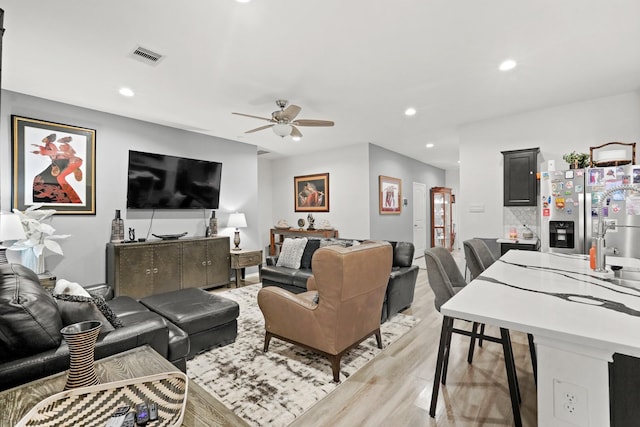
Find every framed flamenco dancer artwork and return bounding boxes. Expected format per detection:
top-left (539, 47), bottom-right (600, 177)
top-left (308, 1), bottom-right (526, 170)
top-left (12, 116), bottom-right (96, 214)
top-left (294, 173), bottom-right (329, 212)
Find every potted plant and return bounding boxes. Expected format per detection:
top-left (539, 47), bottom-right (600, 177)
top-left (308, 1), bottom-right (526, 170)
top-left (7, 204), bottom-right (70, 274)
top-left (562, 151), bottom-right (590, 169)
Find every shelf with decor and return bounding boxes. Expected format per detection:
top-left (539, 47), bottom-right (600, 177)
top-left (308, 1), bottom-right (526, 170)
top-left (430, 187), bottom-right (454, 251)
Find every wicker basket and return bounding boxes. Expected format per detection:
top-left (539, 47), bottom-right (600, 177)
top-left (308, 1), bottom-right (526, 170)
top-left (16, 372), bottom-right (188, 427)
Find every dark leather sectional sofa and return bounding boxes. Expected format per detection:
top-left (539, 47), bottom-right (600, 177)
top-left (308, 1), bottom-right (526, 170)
top-left (0, 263), bottom-right (189, 392)
top-left (261, 239), bottom-right (419, 322)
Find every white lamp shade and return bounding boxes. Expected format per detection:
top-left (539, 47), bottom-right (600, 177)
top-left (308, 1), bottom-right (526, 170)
top-left (228, 213), bottom-right (247, 228)
top-left (0, 212), bottom-right (26, 242)
top-left (272, 123), bottom-right (291, 137)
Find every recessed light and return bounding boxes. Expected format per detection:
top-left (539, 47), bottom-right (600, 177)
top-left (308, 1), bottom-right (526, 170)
top-left (236, 0), bottom-right (251, 3)
top-left (426, 143), bottom-right (434, 148)
top-left (119, 87), bottom-right (135, 97)
top-left (404, 107), bottom-right (417, 116)
top-left (499, 59), bottom-right (517, 71)
top-left (457, 160), bottom-right (461, 164)
top-left (292, 136), bottom-right (301, 142)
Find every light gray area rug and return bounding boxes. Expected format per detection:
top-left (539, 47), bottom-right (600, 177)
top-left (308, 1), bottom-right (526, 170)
top-left (187, 284), bottom-right (419, 427)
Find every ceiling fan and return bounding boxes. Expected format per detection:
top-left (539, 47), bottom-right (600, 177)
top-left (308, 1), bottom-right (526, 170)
top-left (232, 100), bottom-right (334, 140)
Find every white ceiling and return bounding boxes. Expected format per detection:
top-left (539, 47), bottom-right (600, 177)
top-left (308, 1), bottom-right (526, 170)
top-left (2, 1), bottom-right (640, 170)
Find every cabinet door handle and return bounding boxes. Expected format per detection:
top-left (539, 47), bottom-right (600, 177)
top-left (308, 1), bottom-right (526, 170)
top-left (146, 269), bottom-right (151, 275)
top-left (207, 260), bottom-right (212, 265)
top-left (153, 268), bottom-right (159, 274)
top-left (202, 261), bottom-right (207, 266)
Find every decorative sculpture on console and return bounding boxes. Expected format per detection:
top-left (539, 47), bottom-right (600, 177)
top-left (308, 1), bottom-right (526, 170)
top-left (307, 214), bottom-right (315, 230)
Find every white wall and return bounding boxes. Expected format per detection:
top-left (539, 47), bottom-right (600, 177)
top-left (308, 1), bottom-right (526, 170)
top-left (1, 90), bottom-right (260, 285)
top-left (458, 90), bottom-right (640, 244)
top-left (268, 143), bottom-right (370, 239)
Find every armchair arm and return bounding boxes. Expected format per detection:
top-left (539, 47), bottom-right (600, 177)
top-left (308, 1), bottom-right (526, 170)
top-left (259, 287), bottom-right (318, 311)
top-left (307, 275), bottom-right (317, 291)
top-left (258, 287), bottom-right (321, 345)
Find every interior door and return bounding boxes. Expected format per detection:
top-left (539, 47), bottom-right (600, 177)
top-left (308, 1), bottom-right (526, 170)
top-left (413, 182), bottom-right (427, 258)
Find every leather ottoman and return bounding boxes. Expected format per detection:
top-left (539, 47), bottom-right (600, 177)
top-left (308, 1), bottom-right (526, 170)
top-left (140, 288), bottom-right (239, 359)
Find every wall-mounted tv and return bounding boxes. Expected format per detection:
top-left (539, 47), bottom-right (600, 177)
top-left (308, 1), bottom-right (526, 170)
top-left (126, 150), bottom-right (222, 209)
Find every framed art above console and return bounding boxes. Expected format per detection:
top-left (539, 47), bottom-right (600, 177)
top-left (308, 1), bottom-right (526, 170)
top-left (12, 116), bottom-right (96, 214)
top-left (294, 173), bottom-right (329, 212)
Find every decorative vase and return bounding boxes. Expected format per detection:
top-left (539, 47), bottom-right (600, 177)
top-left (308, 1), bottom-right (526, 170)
top-left (110, 209), bottom-right (125, 242)
top-left (61, 321), bottom-right (102, 390)
top-left (209, 211), bottom-right (218, 237)
top-left (21, 248), bottom-right (46, 274)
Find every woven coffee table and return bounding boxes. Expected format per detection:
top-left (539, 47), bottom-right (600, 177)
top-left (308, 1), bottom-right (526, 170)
top-left (0, 345), bottom-right (247, 427)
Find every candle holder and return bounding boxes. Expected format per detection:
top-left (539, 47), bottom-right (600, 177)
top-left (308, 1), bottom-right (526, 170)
top-left (60, 320), bottom-right (102, 390)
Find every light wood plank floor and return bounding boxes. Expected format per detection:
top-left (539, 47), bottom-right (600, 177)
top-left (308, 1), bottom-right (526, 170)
top-left (231, 253), bottom-right (537, 426)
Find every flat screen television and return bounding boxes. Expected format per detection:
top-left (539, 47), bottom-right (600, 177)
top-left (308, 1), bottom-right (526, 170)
top-left (126, 150), bottom-right (222, 209)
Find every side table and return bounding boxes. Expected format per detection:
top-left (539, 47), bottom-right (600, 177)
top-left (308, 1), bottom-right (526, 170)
top-left (230, 249), bottom-right (263, 288)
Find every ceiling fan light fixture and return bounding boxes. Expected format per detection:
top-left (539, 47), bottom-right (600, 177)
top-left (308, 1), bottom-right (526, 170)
top-left (272, 123), bottom-right (291, 137)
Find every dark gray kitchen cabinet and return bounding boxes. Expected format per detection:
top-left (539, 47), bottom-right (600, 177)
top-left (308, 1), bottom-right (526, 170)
top-left (502, 148), bottom-right (539, 206)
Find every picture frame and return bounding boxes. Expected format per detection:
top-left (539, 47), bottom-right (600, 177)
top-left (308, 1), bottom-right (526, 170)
top-left (12, 116), bottom-right (96, 214)
top-left (294, 173), bottom-right (329, 212)
top-left (379, 175), bottom-right (402, 214)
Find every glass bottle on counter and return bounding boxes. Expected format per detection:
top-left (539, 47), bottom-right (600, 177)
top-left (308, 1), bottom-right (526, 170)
top-left (110, 209), bottom-right (125, 242)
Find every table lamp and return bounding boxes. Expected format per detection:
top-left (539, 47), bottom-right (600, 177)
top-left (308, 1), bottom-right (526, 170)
top-left (0, 212), bottom-right (27, 264)
top-left (227, 212), bottom-right (247, 251)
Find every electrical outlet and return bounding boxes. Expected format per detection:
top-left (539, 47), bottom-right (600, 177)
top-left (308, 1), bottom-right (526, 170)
top-left (553, 379), bottom-right (588, 426)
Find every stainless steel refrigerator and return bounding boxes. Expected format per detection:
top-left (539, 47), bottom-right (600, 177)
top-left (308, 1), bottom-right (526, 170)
top-left (540, 165), bottom-right (640, 257)
top-left (540, 168), bottom-right (586, 254)
top-left (585, 164), bottom-right (640, 259)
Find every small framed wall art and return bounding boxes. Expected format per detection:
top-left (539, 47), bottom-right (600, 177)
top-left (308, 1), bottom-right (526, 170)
top-left (12, 116), bottom-right (96, 214)
top-left (294, 173), bottom-right (329, 212)
top-left (379, 175), bottom-right (402, 214)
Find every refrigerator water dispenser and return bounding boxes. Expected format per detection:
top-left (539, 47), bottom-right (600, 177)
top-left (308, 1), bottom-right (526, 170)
top-left (549, 221), bottom-right (575, 249)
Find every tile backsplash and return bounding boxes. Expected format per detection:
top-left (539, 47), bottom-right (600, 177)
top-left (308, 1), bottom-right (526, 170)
top-left (504, 206), bottom-right (539, 239)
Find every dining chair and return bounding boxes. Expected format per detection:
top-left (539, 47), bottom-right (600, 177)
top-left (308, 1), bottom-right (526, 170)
top-left (463, 238), bottom-right (538, 384)
top-left (425, 246), bottom-right (522, 427)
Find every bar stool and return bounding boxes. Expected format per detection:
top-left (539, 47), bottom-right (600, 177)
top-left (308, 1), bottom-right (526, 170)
top-left (425, 246), bottom-right (522, 427)
top-left (463, 238), bottom-right (538, 384)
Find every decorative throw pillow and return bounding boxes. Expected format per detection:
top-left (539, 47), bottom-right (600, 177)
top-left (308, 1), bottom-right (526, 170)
top-left (53, 279), bottom-right (92, 297)
top-left (300, 239), bottom-right (321, 269)
top-left (320, 238), bottom-right (351, 248)
top-left (53, 293), bottom-right (123, 331)
top-left (276, 237), bottom-right (308, 269)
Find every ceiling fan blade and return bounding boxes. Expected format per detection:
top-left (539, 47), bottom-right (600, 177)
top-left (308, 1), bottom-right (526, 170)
top-left (292, 119), bottom-right (335, 127)
top-left (290, 126), bottom-right (303, 139)
top-left (282, 104), bottom-right (302, 121)
top-left (232, 112), bottom-right (273, 122)
top-left (245, 124), bottom-right (274, 134)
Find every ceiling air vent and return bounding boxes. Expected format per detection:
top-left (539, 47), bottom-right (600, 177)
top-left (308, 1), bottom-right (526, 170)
top-left (130, 46), bottom-right (164, 66)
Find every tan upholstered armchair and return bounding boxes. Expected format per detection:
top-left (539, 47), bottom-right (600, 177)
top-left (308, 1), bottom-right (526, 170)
top-left (257, 240), bottom-right (393, 382)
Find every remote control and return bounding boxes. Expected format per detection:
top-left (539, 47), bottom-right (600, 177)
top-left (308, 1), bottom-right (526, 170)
top-left (148, 402), bottom-right (158, 421)
top-left (105, 406), bottom-right (130, 427)
top-left (121, 412), bottom-right (136, 427)
top-left (135, 402), bottom-right (149, 425)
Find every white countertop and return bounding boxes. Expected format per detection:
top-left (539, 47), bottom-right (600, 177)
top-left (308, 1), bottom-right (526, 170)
top-left (441, 250), bottom-right (640, 357)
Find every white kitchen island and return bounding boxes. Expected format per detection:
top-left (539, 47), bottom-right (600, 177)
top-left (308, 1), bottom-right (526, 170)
top-left (441, 250), bottom-right (640, 427)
